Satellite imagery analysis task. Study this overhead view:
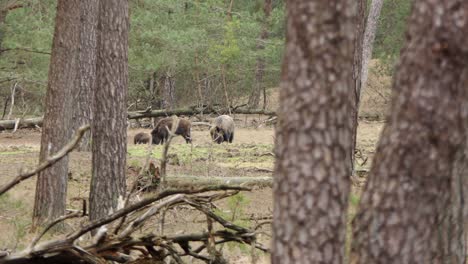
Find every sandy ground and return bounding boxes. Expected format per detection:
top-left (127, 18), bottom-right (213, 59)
top-left (0, 120), bottom-right (384, 263)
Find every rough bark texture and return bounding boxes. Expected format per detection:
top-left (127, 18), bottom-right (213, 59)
top-left (70, 0), bottom-right (98, 152)
top-left (89, 0), bottom-right (129, 222)
top-left (444, 141), bottom-right (468, 263)
top-left (352, 1), bottom-right (468, 262)
top-left (248, 0), bottom-right (272, 109)
top-left (32, 0), bottom-right (80, 228)
top-left (272, 0), bottom-right (356, 263)
top-left (361, 0), bottom-right (384, 91)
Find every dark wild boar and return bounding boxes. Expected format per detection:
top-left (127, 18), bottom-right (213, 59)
top-left (151, 117), bottom-right (192, 145)
top-left (134, 132), bottom-right (151, 144)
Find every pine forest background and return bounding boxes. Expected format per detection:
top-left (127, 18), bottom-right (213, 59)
top-left (0, 0), bottom-right (410, 115)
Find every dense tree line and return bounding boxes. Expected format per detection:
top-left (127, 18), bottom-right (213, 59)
top-left (0, 0), bottom-right (411, 116)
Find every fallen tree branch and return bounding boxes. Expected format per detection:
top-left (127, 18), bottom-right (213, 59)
top-left (0, 108), bottom-right (277, 131)
top-left (0, 125), bottom-right (90, 195)
top-left (0, 185), bottom-right (267, 264)
top-left (127, 107), bottom-right (277, 120)
top-left (0, 47), bottom-right (51, 55)
top-left (29, 211), bottom-right (83, 249)
top-left (0, 117), bottom-right (43, 130)
top-left (118, 194), bottom-right (185, 238)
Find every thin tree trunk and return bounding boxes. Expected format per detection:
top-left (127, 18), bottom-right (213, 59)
top-left (221, 65), bottom-right (231, 115)
top-left (350, 0), bottom-right (366, 176)
top-left (2, 96), bottom-right (9, 119)
top-left (161, 72), bottom-right (175, 110)
top-left (32, 0), bottom-right (80, 229)
top-left (248, 0), bottom-right (272, 109)
top-left (89, 0), bottom-right (129, 222)
top-left (352, 1), bottom-right (468, 262)
top-left (361, 0), bottom-right (384, 90)
top-left (194, 54), bottom-right (204, 108)
top-left (227, 0), bottom-right (234, 20)
top-left (272, 0), bottom-right (356, 262)
top-left (70, 0), bottom-right (98, 152)
top-left (6, 82), bottom-right (17, 120)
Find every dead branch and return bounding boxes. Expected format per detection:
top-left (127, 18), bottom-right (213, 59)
top-left (6, 82), bottom-right (17, 120)
top-left (127, 107), bottom-right (276, 120)
top-left (118, 194), bottom-right (185, 238)
top-left (160, 116), bottom-right (179, 186)
top-left (0, 107), bottom-right (277, 131)
top-left (0, 47), bottom-right (51, 55)
top-left (29, 211), bottom-right (83, 249)
top-left (0, 117), bottom-right (43, 131)
top-left (0, 185), bottom-right (267, 264)
top-left (114, 143), bottom-right (155, 234)
top-left (0, 125), bottom-right (90, 195)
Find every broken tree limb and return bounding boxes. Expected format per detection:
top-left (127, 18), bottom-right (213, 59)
top-left (165, 176), bottom-right (273, 188)
top-left (127, 107), bottom-right (277, 120)
top-left (0, 108), bottom-right (277, 131)
top-left (0, 186), bottom-right (267, 264)
top-left (0, 125), bottom-right (90, 195)
top-left (0, 117), bottom-right (43, 131)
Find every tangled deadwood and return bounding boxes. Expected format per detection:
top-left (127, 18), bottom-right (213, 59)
top-left (0, 185), bottom-right (266, 264)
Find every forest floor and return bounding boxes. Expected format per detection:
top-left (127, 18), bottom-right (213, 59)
top-left (0, 117), bottom-right (384, 263)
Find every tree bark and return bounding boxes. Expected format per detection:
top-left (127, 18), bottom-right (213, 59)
top-left (89, 0), bottom-right (129, 222)
top-left (361, 0), bottom-right (384, 91)
top-left (32, 0), bottom-right (80, 228)
top-left (70, 0), bottom-right (98, 152)
top-left (248, 0), bottom-right (272, 109)
top-left (352, 1), bottom-right (468, 262)
top-left (272, 0), bottom-right (356, 263)
top-left (350, 0), bottom-right (366, 176)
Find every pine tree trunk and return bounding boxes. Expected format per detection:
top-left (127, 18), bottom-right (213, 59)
top-left (350, 0), bottom-right (366, 175)
top-left (361, 0), bottom-right (384, 90)
top-left (272, 0), bottom-right (356, 262)
top-left (352, 1), bottom-right (468, 262)
top-left (248, 0), bottom-right (272, 109)
top-left (89, 0), bottom-right (129, 222)
top-left (32, 0), bottom-right (80, 228)
top-left (162, 72), bottom-right (175, 110)
top-left (70, 0), bottom-right (98, 152)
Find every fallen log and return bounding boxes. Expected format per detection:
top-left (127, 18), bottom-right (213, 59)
top-left (0, 117), bottom-right (43, 131)
top-left (0, 108), bottom-right (277, 131)
top-left (165, 176), bottom-right (273, 188)
top-left (127, 107), bottom-right (277, 120)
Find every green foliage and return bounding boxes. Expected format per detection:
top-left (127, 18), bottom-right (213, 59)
top-left (214, 193), bottom-right (251, 252)
top-left (373, 0), bottom-right (412, 70)
top-left (0, 0), bottom-right (414, 114)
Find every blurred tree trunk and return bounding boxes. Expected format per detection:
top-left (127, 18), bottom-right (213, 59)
top-left (361, 0), bottom-right (384, 90)
top-left (89, 0), bottom-right (129, 222)
top-left (352, 1), bottom-right (468, 262)
top-left (70, 0), bottom-right (98, 152)
top-left (32, 0), bottom-right (80, 228)
top-left (247, 0), bottom-right (272, 109)
top-left (272, 0), bottom-right (356, 263)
